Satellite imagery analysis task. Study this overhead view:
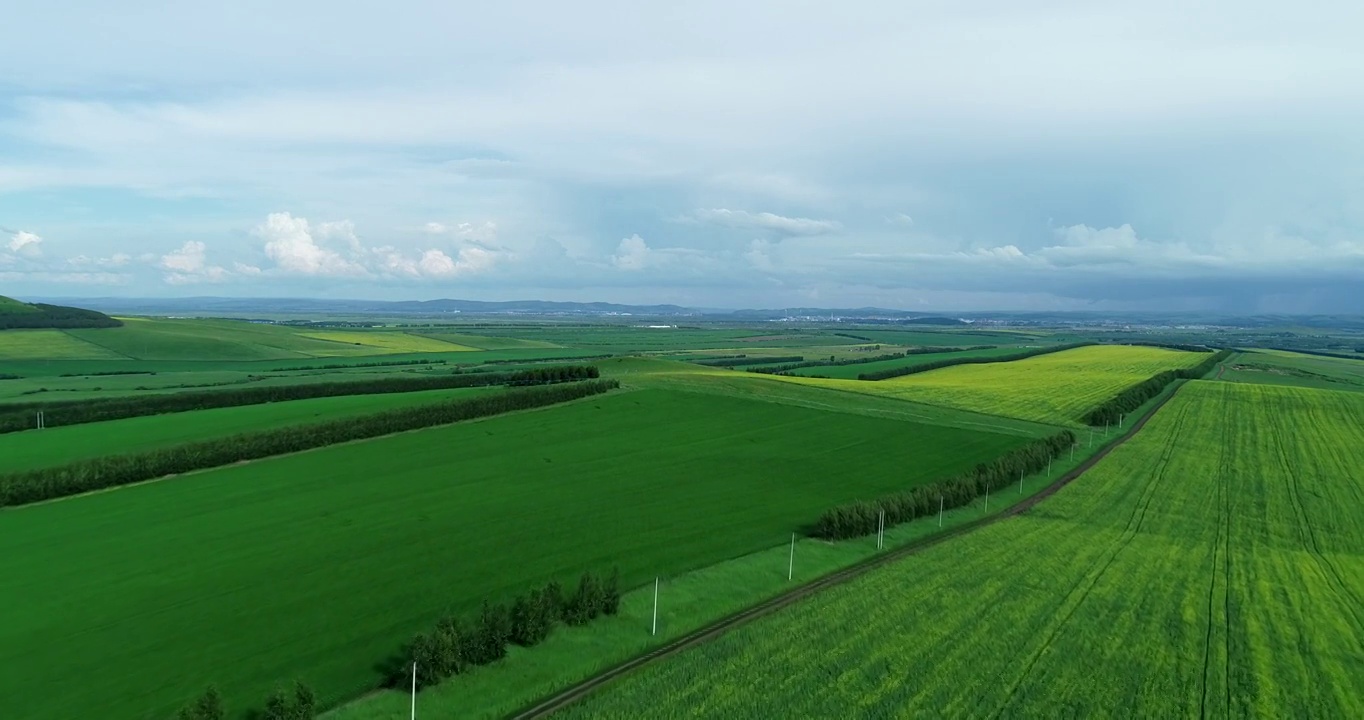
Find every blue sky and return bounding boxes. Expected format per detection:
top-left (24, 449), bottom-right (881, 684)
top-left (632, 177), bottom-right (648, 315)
top-left (2, 0), bottom-right (1362, 311)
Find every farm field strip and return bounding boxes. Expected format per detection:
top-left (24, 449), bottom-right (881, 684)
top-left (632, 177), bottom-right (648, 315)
top-left (600, 357), bottom-right (1057, 438)
top-left (0, 329), bottom-right (127, 360)
top-left (776, 344), bottom-right (1208, 425)
top-left (297, 331), bottom-right (478, 353)
top-left (0, 386), bottom-right (501, 472)
top-left (782, 346), bottom-right (1027, 379)
top-left (552, 381), bottom-right (1364, 719)
top-left (0, 388), bottom-right (1032, 719)
top-left (1219, 349), bottom-right (1364, 393)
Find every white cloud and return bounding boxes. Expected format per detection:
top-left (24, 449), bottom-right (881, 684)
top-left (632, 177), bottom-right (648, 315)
top-left (159, 241), bottom-right (229, 284)
top-left (256, 212), bottom-right (368, 277)
top-left (685, 209), bottom-right (841, 237)
top-left (423, 220), bottom-right (500, 245)
top-left (886, 213), bottom-right (915, 227)
top-left (7, 231), bottom-right (43, 258)
top-left (613, 234), bottom-right (650, 271)
top-left (745, 239), bottom-right (776, 271)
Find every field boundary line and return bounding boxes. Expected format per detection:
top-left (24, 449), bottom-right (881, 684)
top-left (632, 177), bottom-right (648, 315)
top-left (507, 382), bottom-right (1190, 720)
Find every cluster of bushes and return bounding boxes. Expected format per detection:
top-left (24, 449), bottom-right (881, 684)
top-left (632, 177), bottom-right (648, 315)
top-left (0, 365), bottom-right (602, 433)
top-left (272, 359), bottom-right (447, 372)
top-left (693, 355), bottom-right (804, 368)
top-left (0, 303), bottom-right (123, 329)
top-left (0, 379), bottom-right (619, 507)
top-left (1083, 350), bottom-right (1232, 426)
top-left (398, 569), bottom-right (621, 691)
top-left (175, 681), bottom-right (315, 719)
top-left (506, 365), bottom-right (600, 385)
top-left (0, 374), bottom-right (18, 380)
top-left (813, 431), bottom-right (1076, 540)
top-left (857, 343), bottom-right (1091, 381)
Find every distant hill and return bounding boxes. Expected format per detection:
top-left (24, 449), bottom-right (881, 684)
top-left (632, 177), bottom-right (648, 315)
top-left (0, 296), bottom-right (122, 330)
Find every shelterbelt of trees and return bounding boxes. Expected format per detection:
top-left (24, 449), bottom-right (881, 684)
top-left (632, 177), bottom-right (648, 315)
top-left (0, 379), bottom-right (618, 507)
top-left (814, 431), bottom-right (1075, 540)
top-left (0, 365), bottom-right (601, 433)
top-left (1083, 350), bottom-right (1231, 426)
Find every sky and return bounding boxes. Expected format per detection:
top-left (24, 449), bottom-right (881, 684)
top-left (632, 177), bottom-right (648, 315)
top-left (2, 1), bottom-right (1362, 312)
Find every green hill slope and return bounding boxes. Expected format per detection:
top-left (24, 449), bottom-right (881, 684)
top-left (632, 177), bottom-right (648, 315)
top-left (0, 296), bottom-right (121, 329)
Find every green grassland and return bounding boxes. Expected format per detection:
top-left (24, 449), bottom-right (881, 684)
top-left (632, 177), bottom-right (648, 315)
top-left (1218, 349), bottom-right (1364, 393)
top-left (782, 345), bottom-right (1029, 379)
top-left (0, 295), bottom-right (40, 313)
top-left (0, 386), bottom-right (1034, 719)
top-left (556, 381), bottom-right (1364, 718)
top-left (0, 386), bottom-right (501, 472)
top-left (775, 345), bottom-right (1207, 425)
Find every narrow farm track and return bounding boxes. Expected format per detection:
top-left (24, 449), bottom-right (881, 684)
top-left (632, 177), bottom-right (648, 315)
top-left (508, 389), bottom-right (1184, 720)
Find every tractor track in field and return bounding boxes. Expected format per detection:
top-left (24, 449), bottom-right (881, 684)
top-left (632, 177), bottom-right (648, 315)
top-left (509, 385), bottom-right (1187, 720)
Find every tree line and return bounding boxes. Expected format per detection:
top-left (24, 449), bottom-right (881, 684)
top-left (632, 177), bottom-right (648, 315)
top-left (0, 365), bottom-right (601, 434)
top-left (856, 343), bottom-right (1092, 381)
top-left (1082, 350), bottom-right (1231, 426)
top-left (171, 568), bottom-right (622, 718)
top-left (397, 569), bottom-right (621, 691)
top-left (693, 355), bottom-right (805, 368)
top-left (749, 346), bottom-right (998, 376)
top-left (270, 359), bottom-right (447, 372)
top-left (506, 365), bottom-right (601, 385)
top-left (175, 681), bottom-right (315, 720)
top-left (0, 303), bottom-right (122, 329)
top-left (813, 431), bottom-right (1075, 540)
top-left (0, 379), bottom-right (619, 507)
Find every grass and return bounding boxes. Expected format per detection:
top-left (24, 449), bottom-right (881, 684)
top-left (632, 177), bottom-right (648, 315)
top-left (0, 386), bottom-right (501, 472)
top-left (0, 329), bottom-right (126, 360)
top-left (782, 345), bottom-right (1028, 379)
top-left (1218, 349), bottom-right (1364, 393)
top-left (0, 387), bottom-right (1032, 720)
top-left (0, 295), bottom-right (39, 313)
top-left (556, 381), bottom-right (1364, 718)
top-left (297, 331), bottom-right (477, 353)
top-left (775, 345), bottom-right (1207, 425)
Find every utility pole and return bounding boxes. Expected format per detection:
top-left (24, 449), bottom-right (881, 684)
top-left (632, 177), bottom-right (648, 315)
top-left (651, 577), bottom-right (659, 636)
top-left (788, 533), bottom-right (795, 580)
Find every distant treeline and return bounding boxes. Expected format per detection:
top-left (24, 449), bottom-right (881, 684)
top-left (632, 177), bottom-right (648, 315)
top-left (857, 343), bottom-right (1091, 381)
top-left (0, 303), bottom-right (123, 330)
top-left (693, 355), bottom-right (804, 368)
top-left (0, 379), bottom-right (618, 507)
top-left (1118, 342), bottom-right (1216, 353)
top-left (813, 431), bottom-right (1075, 540)
top-left (750, 346), bottom-right (998, 376)
top-left (0, 365), bottom-right (600, 434)
top-left (1263, 347), bottom-right (1364, 362)
top-left (271, 359), bottom-right (447, 372)
top-left (1082, 350), bottom-right (1232, 427)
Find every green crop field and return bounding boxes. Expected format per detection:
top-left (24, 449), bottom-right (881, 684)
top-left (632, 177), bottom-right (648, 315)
top-left (0, 386), bottom-right (501, 472)
top-left (777, 344), bottom-right (1207, 425)
top-left (297, 331), bottom-right (478, 353)
top-left (0, 386), bottom-right (1033, 719)
top-left (61, 318), bottom-right (458, 361)
top-left (0, 329), bottom-right (127, 360)
top-left (556, 381), bottom-right (1364, 718)
top-left (782, 346), bottom-right (1028, 379)
top-left (1219, 349), bottom-right (1364, 393)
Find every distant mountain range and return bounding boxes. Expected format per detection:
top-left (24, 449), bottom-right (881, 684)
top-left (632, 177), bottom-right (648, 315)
top-left (22, 296), bottom-right (969, 323)
top-left (16, 296), bottom-right (1364, 329)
